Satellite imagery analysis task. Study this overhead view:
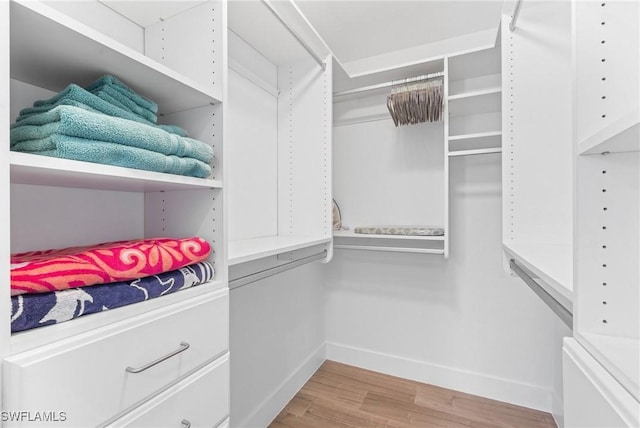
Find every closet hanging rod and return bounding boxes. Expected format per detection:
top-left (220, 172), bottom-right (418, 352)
top-left (333, 71), bottom-right (445, 98)
top-left (510, 259), bottom-right (572, 329)
top-left (261, 0), bottom-right (326, 70)
top-left (509, 0), bottom-right (524, 32)
top-left (229, 251), bottom-right (327, 290)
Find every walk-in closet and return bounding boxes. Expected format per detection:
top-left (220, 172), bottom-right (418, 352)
top-left (0, 0), bottom-right (638, 427)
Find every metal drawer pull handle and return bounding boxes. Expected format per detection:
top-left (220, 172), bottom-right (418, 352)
top-left (125, 342), bottom-right (190, 373)
top-left (181, 420), bottom-right (191, 428)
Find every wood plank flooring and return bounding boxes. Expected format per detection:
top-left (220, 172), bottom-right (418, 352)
top-left (269, 361), bottom-right (557, 428)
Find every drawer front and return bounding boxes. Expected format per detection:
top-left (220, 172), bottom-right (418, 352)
top-left (107, 354), bottom-right (229, 428)
top-left (4, 289), bottom-right (229, 428)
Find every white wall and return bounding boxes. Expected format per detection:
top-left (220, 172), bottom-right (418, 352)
top-left (327, 150), bottom-right (564, 412)
top-left (229, 263), bottom-right (326, 428)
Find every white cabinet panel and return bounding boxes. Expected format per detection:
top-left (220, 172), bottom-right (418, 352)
top-left (563, 338), bottom-right (640, 427)
top-left (107, 355), bottom-right (230, 428)
top-left (4, 291), bottom-right (228, 427)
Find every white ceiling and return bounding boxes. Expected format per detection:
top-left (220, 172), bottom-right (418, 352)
top-left (296, 0), bottom-right (503, 72)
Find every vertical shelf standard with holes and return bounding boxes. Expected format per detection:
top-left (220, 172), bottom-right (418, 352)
top-left (565, 1), bottom-right (640, 426)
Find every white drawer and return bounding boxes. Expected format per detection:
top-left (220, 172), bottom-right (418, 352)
top-left (106, 354), bottom-right (229, 428)
top-left (3, 289), bottom-right (229, 428)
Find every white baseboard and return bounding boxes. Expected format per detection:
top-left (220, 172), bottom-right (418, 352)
top-left (235, 343), bottom-right (326, 428)
top-left (326, 342), bottom-right (553, 413)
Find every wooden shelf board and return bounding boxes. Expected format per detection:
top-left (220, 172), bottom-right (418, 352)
top-left (10, 0), bottom-right (221, 114)
top-left (10, 152), bottom-right (221, 192)
top-left (228, 235), bottom-right (332, 266)
top-left (504, 241), bottom-right (573, 312)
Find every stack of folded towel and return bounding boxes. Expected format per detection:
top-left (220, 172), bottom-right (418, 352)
top-left (10, 237), bottom-right (214, 332)
top-left (10, 75), bottom-right (212, 178)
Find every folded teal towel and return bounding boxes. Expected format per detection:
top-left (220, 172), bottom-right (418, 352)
top-left (18, 84), bottom-right (155, 126)
top-left (84, 75), bottom-right (158, 114)
top-left (11, 105), bottom-right (213, 163)
top-left (92, 85), bottom-right (158, 123)
top-left (31, 135), bottom-right (211, 178)
top-left (157, 124), bottom-right (189, 137)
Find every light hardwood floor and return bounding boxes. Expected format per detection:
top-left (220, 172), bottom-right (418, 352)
top-left (269, 361), bottom-right (557, 428)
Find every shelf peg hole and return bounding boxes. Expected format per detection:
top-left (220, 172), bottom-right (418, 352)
top-left (603, 282), bottom-right (607, 286)
top-left (602, 320), bottom-right (608, 324)
top-left (602, 301), bottom-right (607, 305)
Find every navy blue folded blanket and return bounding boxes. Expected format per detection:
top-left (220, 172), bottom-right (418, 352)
top-left (10, 261), bottom-right (214, 333)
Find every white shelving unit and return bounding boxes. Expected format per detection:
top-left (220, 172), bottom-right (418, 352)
top-left (3, 1), bottom-right (230, 426)
top-left (501, 2), bottom-right (574, 314)
top-left (567, 2), bottom-right (640, 423)
top-left (447, 46), bottom-right (502, 157)
top-left (332, 56), bottom-right (448, 256)
top-left (226, 1), bottom-right (332, 277)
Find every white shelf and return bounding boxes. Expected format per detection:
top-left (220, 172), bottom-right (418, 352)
top-left (580, 333), bottom-right (640, 402)
top-left (10, 0), bottom-right (221, 114)
top-left (333, 229), bottom-right (446, 255)
top-left (449, 147), bottom-right (502, 157)
top-left (228, 235), bottom-right (332, 266)
top-left (504, 241), bottom-right (573, 312)
top-left (579, 109), bottom-right (640, 155)
top-left (448, 89), bottom-right (501, 117)
top-left (333, 229), bottom-right (445, 241)
top-left (448, 131), bottom-right (502, 141)
top-left (10, 152), bottom-right (221, 192)
top-left (448, 86), bottom-right (501, 101)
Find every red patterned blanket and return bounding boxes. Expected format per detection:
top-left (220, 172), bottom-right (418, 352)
top-left (11, 237), bottom-right (211, 295)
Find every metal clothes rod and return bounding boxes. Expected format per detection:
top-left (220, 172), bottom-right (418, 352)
top-left (510, 259), bottom-right (573, 329)
top-left (230, 251), bottom-right (327, 290)
top-left (333, 71), bottom-right (445, 98)
top-left (509, 0), bottom-right (524, 32)
top-left (261, 0), bottom-right (326, 71)
top-left (334, 245), bottom-right (444, 255)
